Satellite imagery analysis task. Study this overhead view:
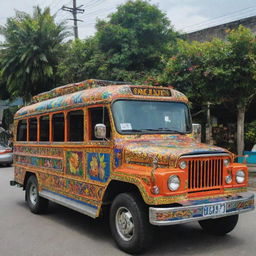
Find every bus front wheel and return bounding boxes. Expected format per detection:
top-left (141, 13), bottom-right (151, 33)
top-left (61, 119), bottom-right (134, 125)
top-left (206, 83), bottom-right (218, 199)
top-left (109, 192), bottom-right (153, 254)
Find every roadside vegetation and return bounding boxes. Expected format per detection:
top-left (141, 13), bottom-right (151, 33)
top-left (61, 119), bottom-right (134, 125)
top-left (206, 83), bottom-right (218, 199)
top-left (0, 0), bottom-right (255, 154)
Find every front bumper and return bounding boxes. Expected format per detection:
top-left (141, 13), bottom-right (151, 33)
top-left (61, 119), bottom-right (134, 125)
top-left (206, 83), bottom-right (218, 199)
top-left (149, 192), bottom-right (255, 225)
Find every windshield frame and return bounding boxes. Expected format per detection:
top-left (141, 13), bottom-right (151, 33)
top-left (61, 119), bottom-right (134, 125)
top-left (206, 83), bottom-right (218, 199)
top-left (111, 99), bottom-right (192, 135)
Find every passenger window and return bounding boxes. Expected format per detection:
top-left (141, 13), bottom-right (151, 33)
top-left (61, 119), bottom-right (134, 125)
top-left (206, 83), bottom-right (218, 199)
top-left (29, 118), bottom-right (37, 141)
top-left (52, 113), bottom-right (65, 142)
top-left (68, 110), bottom-right (84, 141)
top-left (17, 120), bottom-right (27, 141)
top-left (88, 107), bottom-right (111, 140)
top-left (40, 115), bottom-right (49, 141)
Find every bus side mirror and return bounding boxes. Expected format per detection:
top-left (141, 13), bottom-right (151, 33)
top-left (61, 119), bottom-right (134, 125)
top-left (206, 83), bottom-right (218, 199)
top-left (95, 124), bottom-right (106, 139)
top-left (192, 123), bottom-right (201, 142)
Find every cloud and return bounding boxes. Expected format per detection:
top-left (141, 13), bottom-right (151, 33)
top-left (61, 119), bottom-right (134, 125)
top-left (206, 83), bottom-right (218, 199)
top-left (165, 5), bottom-right (207, 32)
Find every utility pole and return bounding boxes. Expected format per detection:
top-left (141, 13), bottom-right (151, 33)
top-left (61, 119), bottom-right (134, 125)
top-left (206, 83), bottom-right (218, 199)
top-left (61, 0), bottom-right (84, 39)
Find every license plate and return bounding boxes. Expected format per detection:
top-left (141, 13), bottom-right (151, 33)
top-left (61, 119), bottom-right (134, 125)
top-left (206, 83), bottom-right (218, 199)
top-left (203, 203), bottom-right (226, 217)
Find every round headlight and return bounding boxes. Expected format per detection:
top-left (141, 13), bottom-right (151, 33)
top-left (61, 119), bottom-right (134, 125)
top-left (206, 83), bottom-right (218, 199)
top-left (168, 175), bottom-right (180, 191)
top-left (225, 175), bottom-right (232, 184)
top-left (179, 161), bottom-right (187, 170)
top-left (224, 159), bottom-right (230, 166)
top-left (236, 170), bottom-right (245, 184)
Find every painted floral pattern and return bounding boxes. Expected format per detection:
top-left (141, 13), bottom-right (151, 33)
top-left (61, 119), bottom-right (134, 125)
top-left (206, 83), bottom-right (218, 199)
top-left (66, 151), bottom-right (83, 177)
top-left (87, 153), bottom-right (110, 182)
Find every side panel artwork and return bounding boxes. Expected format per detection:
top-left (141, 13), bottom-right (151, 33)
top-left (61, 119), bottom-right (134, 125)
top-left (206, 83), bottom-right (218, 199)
top-left (87, 152), bottom-right (110, 182)
top-left (66, 151), bottom-right (84, 177)
top-left (14, 145), bottom-right (113, 216)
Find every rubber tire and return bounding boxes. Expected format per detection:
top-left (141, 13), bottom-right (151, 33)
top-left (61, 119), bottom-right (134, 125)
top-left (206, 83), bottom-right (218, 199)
top-left (26, 175), bottom-right (49, 214)
top-left (109, 192), bottom-right (153, 254)
top-left (199, 214), bottom-right (239, 236)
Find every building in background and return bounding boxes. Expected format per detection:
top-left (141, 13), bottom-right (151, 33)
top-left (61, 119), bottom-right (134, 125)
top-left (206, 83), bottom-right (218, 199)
top-left (186, 15), bottom-right (256, 42)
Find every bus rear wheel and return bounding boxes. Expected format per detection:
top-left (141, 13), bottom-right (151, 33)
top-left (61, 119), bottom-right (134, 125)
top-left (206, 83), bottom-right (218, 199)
top-left (109, 192), bottom-right (153, 254)
top-left (26, 175), bottom-right (49, 214)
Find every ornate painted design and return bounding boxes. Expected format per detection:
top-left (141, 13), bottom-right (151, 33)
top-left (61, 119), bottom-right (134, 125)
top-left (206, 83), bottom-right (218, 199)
top-left (66, 151), bottom-right (83, 177)
top-left (14, 166), bottom-right (26, 184)
top-left (226, 199), bottom-right (254, 212)
top-left (14, 146), bottom-right (63, 157)
top-left (156, 209), bottom-right (195, 221)
top-left (15, 83), bottom-right (188, 118)
top-left (114, 148), bottom-right (122, 168)
top-left (39, 173), bottom-right (104, 203)
top-left (15, 155), bottom-right (62, 171)
top-left (112, 173), bottom-right (187, 205)
top-left (115, 135), bottom-right (229, 167)
top-left (154, 196), bottom-right (254, 222)
top-left (87, 153), bottom-right (110, 182)
top-left (31, 79), bottom-right (128, 103)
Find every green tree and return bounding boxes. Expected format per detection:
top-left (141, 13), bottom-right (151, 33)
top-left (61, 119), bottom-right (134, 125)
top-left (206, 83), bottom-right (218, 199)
top-left (96, 0), bottom-right (178, 74)
top-left (0, 7), bottom-right (68, 103)
top-left (160, 39), bottom-right (209, 105)
top-left (57, 37), bottom-right (105, 84)
top-left (162, 26), bottom-right (256, 154)
top-left (58, 0), bottom-right (179, 83)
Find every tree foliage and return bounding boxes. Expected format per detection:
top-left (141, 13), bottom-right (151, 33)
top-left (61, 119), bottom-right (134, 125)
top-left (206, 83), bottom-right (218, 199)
top-left (0, 7), bottom-right (68, 102)
top-left (57, 38), bottom-right (103, 84)
top-left (58, 0), bottom-right (178, 83)
top-left (161, 25), bottom-right (256, 153)
top-left (96, 0), bottom-right (177, 72)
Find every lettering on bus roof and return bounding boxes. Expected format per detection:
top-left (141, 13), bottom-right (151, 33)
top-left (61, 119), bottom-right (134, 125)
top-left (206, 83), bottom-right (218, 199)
top-left (131, 87), bottom-right (171, 97)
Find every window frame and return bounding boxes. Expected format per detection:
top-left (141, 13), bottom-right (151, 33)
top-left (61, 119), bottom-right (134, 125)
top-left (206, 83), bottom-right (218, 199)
top-left (28, 117), bottom-right (38, 142)
top-left (52, 112), bottom-right (65, 142)
top-left (39, 114), bottom-right (50, 142)
top-left (17, 119), bottom-right (28, 142)
top-left (67, 109), bottom-right (85, 142)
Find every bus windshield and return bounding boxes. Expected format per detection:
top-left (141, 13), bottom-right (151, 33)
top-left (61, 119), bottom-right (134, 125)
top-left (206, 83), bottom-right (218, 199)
top-left (112, 100), bottom-right (192, 134)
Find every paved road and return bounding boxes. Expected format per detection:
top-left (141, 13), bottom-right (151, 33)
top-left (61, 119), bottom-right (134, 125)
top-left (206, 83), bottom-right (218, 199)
top-left (1, 167), bottom-right (256, 256)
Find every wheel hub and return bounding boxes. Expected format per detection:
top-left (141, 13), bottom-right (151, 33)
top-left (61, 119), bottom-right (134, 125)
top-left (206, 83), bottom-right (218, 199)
top-left (29, 184), bottom-right (38, 205)
top-left (115, 207), bottom-right (134, 241)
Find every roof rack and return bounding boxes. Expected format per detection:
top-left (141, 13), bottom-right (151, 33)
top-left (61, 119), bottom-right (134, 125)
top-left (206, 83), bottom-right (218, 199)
top-left (31, 79), bottom-right (131, 104)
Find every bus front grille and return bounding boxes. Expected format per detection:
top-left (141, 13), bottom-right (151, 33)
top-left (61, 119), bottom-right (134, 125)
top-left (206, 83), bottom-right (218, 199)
top-left (188, 158), bottom-right (223, 193)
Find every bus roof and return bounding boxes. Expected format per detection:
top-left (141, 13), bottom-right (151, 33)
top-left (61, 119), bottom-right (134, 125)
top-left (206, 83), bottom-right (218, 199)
top-left (15, 80), bottom-right (188, 119)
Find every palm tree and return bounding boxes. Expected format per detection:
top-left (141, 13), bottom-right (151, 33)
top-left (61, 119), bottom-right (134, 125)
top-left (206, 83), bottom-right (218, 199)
top-left (0, 7), bottom-right (68, 103)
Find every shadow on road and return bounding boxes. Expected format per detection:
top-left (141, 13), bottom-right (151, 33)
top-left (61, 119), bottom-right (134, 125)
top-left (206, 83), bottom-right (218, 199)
top-left (17, 200), bottom-right (244, 255)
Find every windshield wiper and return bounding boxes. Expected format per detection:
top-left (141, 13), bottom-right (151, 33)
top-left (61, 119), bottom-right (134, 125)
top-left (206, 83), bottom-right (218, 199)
top-left (121, 128), bottom-right (186, 135)
top-left (158, 128), bottom-right (186, 135)
top-left (121, 129), bottom-right (144, 133)
top-left (141, 128), bottom-right (186, 135)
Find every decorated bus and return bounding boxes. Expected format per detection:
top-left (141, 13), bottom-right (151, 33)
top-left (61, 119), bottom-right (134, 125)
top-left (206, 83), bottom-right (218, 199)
top-left (10, 79), bottom-right (254, 253)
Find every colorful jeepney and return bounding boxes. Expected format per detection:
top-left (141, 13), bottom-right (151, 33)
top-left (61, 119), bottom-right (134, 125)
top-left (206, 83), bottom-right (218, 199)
top-left (11, 79), bottom-right (254, 254)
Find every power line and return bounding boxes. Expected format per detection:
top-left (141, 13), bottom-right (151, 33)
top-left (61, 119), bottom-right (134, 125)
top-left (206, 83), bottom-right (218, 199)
top-left (84, 0), bottom-right (104, 9)
top-left (181, 5), bottom-right (256, 32)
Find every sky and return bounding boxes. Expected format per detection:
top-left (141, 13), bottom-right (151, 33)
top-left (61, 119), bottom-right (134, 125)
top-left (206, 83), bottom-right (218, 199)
top-left (0, 0), bottom-right (256, 40)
